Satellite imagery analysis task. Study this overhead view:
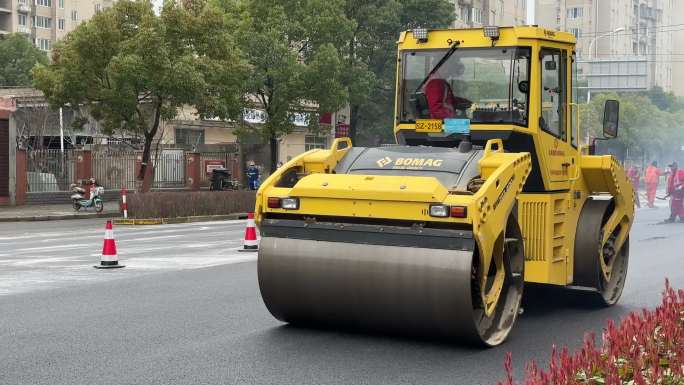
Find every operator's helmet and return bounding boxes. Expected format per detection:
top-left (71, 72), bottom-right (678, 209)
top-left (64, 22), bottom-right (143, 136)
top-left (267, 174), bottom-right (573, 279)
top-left (249, 161), bottom-right (256, 167)
top-left (90, 177), bottom-right (96, 184)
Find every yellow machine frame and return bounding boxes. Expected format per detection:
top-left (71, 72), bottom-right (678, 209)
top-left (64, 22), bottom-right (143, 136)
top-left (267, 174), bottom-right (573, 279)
top-left (254, 26), bottom-right (635, 345)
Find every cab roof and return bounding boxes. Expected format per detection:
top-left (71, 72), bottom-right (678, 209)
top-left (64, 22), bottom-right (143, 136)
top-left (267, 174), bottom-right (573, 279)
top-left (398, 26), bottom-right (576, 50)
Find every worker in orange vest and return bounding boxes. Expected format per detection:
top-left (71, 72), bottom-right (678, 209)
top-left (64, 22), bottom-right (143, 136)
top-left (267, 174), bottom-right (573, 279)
top-left (644, 161), bottom-right (664, 208)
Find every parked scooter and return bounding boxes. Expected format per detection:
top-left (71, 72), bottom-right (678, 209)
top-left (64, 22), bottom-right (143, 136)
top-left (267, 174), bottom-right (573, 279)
top-left (71, 178), bottom-right (104, 212)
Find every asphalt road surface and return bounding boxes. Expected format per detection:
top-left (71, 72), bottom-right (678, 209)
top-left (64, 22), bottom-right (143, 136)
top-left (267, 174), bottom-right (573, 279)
top-left (2, 206), bottom-right (684, 385)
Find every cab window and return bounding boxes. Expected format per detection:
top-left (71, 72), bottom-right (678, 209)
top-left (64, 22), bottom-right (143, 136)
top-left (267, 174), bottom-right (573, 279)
top-left (539, 49), bottom-right (566, 140)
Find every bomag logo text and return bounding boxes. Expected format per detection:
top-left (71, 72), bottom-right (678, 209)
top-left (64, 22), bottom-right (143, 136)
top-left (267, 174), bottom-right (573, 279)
top-left (394, 158), bottom-right (443, 167)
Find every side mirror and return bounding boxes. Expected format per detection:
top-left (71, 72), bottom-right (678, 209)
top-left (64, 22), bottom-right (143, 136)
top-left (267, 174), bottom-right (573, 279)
top-left (602, 100), bottom-right (619, 138)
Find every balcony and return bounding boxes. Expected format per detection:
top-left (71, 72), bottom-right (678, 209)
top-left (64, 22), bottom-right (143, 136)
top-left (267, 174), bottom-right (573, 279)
top-left (17, 24), bottom-right (30, 34)
top-left (18, 3), bottom-right (29, 12)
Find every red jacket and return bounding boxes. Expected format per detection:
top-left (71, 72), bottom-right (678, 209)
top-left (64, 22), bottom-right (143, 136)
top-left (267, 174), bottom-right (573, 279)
top-left (424, 78), bottom-right (471, 119)
top-left (667, 169), bottom-right (684, 194)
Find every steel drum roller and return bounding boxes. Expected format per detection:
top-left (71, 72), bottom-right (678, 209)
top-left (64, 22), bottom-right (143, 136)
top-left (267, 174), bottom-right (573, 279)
top-left (258, 236), bottom-right (521, 344)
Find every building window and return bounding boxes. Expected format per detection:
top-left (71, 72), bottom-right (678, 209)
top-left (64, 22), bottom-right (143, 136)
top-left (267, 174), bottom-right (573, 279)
top-left (175, 128), bottom-right (205, 146)
top-left (95, 3), bottom-right (100, 12)
top-left (35, 0), bottom-right (51, 7)
top-left (567, 7), bottom-right (583, 19)
top-left (305, 135), bottom-right (327, 151)
top-left (18, 14), bottom-right (27, 25)
top-left (58, 18), bottom-right (64, 30)
top-left (35, 16), bottom-right (52, 28)
top-left (36, 38), bottom-right (51, 51)
top-left (58, 0), bottom-right (63, 8)
top-left (460, 6), bottom-right (470, 23)
top-left (569, 28), bottom-right (581, 38)
top-left (472, 8), bottom-right (482, 24)
top-left (71, 9), bottom-right (77, 20)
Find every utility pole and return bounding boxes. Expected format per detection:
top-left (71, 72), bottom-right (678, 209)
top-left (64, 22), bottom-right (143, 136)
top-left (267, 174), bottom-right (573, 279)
top-left (59, 107), bottom-right (64, 153)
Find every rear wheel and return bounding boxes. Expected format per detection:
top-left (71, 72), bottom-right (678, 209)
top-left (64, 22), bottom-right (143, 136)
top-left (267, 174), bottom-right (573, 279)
top-left (471, 213), bottom-right (525, 346)
top-left (94, 200), bottom-right (104, 213)
top-left (574, 199), bottom-right (629, 306)
top-left (73, 202), bottom-right (81, 211)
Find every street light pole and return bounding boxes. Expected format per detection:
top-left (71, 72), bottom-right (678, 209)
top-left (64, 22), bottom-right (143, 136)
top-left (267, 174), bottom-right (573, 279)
top-left (586, 27), bottom-right (625, 102)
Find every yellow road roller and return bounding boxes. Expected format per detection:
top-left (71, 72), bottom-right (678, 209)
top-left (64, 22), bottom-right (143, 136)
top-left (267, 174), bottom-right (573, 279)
top-left (254, 26), bottom-right (634, 346)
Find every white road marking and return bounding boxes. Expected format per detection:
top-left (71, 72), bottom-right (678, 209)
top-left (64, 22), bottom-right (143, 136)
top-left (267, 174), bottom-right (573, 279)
top-left (13, 243), bottom-right (90, 252)
top-left (0, 219), bottom-right (257, 296)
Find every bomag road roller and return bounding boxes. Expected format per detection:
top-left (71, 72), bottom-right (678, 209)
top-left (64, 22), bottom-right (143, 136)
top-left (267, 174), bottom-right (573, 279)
top-left (254, 26), bottom-right (634, 346)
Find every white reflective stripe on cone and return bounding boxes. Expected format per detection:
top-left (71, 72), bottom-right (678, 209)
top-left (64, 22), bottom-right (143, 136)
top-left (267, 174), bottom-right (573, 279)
top-left (101, 254), bottom-right (118, 261)
top-left (247, 219), bottom-right (255, 227)
top-left (105, 230), bottom-right (114, 239)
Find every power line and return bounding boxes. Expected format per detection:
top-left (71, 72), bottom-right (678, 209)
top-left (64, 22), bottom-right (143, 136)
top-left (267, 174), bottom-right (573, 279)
top-left (578, 26), bottom-right (684, 39)
top-left (589, 53), bottom-right (684, 56)
top-left (577, 23), bottom-right (684, 38)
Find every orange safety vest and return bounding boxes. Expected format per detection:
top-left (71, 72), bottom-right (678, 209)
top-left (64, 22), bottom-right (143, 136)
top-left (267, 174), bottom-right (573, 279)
top-left (644, 166), bottom-right (662, 185)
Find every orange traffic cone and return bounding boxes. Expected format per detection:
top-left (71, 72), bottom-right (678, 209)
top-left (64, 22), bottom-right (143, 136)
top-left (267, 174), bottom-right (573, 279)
top-left (239, 212), bottom-right (259, 252)
top-left (94, 220), bottom-right (125, 269)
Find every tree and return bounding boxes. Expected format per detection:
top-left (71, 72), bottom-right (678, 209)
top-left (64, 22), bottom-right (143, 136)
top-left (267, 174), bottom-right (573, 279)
top-left (581, 93), bottom-right (684, 164)
top-left (0, 34), bottom-right (48, 87)
top-left (33, 0), bottom-right (247, 190)
top-left (340, 0), bottom-right (455, 145)
top-left (640, 86), bottom-right (684, 112)
top-left (215, 0), bottom-right (352, 172)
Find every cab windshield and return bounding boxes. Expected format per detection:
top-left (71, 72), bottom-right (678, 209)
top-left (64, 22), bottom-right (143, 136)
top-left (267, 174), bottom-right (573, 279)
top-left (399, 47), bottom-right (531, 126)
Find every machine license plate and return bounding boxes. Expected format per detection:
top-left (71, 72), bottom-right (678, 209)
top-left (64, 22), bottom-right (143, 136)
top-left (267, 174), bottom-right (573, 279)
top-left (415, 119), bottom-right (443, 133)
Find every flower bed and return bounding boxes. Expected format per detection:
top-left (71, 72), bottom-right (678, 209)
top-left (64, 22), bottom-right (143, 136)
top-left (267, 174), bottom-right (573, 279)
top-left (499, 281), bottom-right (684, 385)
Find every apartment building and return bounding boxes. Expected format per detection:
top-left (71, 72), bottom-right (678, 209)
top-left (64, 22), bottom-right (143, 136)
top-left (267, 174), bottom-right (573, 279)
top-left (536, 0), bottom-right (675, 93)
top-left (673, 1), bottom-right (684, 97)
top-left (0, 0), bottom-right (113, 52)
top-left (451, 0), bottom-right (527, 28)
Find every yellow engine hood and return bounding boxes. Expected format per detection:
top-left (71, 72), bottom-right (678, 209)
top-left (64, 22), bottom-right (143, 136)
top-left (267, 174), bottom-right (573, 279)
top-left (290, 173), bottom-right (449, 203)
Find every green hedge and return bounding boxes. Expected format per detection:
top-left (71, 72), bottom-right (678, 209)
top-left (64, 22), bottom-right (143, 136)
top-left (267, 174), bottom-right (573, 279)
top-left (127, 191), bottom-right (256, 218)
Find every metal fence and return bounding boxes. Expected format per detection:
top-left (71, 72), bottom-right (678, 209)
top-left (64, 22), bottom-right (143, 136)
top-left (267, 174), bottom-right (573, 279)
top-left (92, 151), bottom-right (139, 190)
top-left (25, 149), bottom-right (236, 192)
top-left (26, 150), bottom-right (76, 192)
top-left (93, 150), bottom-right (187, 190)
top-left (153, 149), bottom-right (186, 189)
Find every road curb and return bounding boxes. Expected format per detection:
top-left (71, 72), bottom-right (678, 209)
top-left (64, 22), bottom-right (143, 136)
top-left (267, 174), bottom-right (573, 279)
top-left (113, 213), bottom-right (248, 225)
top-left (0, 211), bottom-right (121, 223)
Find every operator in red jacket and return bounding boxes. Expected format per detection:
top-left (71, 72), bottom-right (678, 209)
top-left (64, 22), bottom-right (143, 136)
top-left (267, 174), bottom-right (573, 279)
top-left (424, 59), bottom-right (472, 119)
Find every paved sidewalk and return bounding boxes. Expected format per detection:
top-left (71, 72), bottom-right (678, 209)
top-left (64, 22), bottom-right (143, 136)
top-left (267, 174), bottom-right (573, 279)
top-left (0, 202), bottom-right (120, 222)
